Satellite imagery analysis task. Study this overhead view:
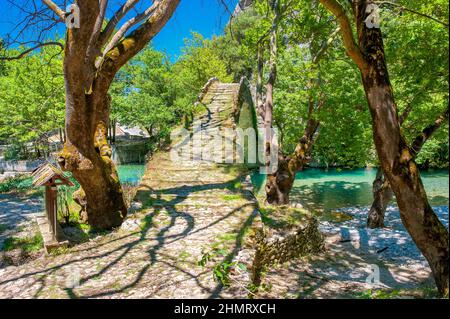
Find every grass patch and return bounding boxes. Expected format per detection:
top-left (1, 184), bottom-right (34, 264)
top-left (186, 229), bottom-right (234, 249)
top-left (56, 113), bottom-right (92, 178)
top-left (140, 214), bottom-right (154, 231)
top-left (0, 223), bottom-right (8, 234)
top-left (355, 289), bottom-right (401, 299)
top-left (260, 206), bottom-right (311, 229)
top-left (217, 233), bottom-right (237, 243)
top-left (233, 181), bottom-right (242, 189)
top-left (178, 251), bottom-right (191, 263)
top-left (222, 194), bottom-right (243, 201)
top-left (2, 233), bottom-right (43, 253)
top-left (49, 246), bottom-right (70, 256)
top-left (354, 287), bottom-right (440, 299)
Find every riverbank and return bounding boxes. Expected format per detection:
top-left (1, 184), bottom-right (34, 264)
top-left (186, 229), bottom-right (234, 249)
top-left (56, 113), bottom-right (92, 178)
top-left (0, 162), bottom-right (448, 298)
top-left (252, 167), bottom-right (449, 211)
top-left (255, 205), bottom-right (448, 299)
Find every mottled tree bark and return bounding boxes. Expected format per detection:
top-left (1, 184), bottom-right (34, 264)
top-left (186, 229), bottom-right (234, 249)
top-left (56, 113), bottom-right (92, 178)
top-left (256, 44), bottom-right (266, 121)
top-left (266, 100), bottom-right (321, 205)
top-left (367, 169), bottom-right (393, 228)
top-left (53, 0), bottom-right (180, 229)
top-left (259, 0), bottom-right (281, 205)
top-left (320, 0), bottom-right (449, 295)
top-left (368, 107), bottom-right (448, 228)
top-left (264, 27), bottom-right (340, 205)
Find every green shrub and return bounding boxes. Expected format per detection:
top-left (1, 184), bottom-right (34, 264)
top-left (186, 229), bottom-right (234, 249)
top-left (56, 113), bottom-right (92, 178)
top-left (2, 233), bottom-right (43, 253)
top-left (0, 175), bottom-right (33, 193)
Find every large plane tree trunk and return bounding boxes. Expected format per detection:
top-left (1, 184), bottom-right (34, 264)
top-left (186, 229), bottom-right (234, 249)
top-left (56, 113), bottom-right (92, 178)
top-left (354, 1), bottom-right (449, 296)
top-left (320, 0), bottom-right (449, 296)
top-left (53, 0), bottom-right (180, 229)
top-left (60, 92), bottom-right (127, 229)
top-left (367, 107), bottom-right (449, 228)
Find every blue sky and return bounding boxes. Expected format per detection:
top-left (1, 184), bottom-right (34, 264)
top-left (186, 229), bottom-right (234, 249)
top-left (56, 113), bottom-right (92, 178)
top-left (0, 0), bottom-right (238, 61)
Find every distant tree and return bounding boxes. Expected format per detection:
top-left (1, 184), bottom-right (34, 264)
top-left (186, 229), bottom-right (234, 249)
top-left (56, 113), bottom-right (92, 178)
top-left (111, 47), bottom-right (176, 142)
top-left (0, 45), bottom-right (65, 158)
top-left (170, 32), bottom-right (233, 124)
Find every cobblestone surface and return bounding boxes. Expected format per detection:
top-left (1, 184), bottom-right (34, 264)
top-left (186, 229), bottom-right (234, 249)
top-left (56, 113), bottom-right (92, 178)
top-left (0, 82), bottom-right (261, 299)
top-left (0, 193), bottom-right (43, 249)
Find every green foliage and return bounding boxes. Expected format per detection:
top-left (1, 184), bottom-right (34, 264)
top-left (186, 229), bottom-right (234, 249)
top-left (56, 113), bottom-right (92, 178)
top-left (0, 44), bottom-right (64, 157)
top-left (170, 33), bottom-right (233, 117)
top-left (197, 246), bottom-right (246, 288)
top-left (111, 35), bottom-right (233, 140)
top-left (381, 0), bottom-right (449, 167)
top-left (219, 0), bottom-right (448, 168)
top-left (0, 175), bottom-right (33, 193)
top-left (3, 143), bottom-right (24, 161)
top-left (110, 48), bottom-right (176, 139)
top-left (2, 233), bottom-right (43, 253)
top-left (212, 7), bottom-right (267, 81)
top-left (0, 0), bottom-right (448, 171)
top-left (222, 194), bottom-right (243, 201)
top-left (213, 261), bottom-right (234, 287)
top-left (0, 223), bottom-right (8, 234)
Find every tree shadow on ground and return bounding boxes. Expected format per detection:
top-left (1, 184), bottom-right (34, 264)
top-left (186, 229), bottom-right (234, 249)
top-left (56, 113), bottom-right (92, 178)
top-left (0, 174), bottom-right (258, 299)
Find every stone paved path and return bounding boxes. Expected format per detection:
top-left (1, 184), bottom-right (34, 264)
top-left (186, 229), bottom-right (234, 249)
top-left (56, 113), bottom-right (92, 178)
top-left (0, 82), bottom-right (261, 299)
top-left (0, 194), bottom-right (42, 249)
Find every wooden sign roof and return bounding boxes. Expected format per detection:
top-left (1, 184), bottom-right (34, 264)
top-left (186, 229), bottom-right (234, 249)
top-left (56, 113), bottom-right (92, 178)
top-left (31, 162), bottom-right (74, 187)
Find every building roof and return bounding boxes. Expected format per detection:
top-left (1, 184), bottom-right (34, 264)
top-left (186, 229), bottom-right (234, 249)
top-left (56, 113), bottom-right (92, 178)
top-left (31, 162), bottom-right (74, 187)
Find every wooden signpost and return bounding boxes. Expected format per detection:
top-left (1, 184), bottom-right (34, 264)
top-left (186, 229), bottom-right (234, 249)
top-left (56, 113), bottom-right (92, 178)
top-left (32, 162), bottom-right (74, 253)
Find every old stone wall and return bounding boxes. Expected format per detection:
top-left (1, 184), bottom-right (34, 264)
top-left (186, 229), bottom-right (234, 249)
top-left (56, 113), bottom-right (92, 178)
top-left (251, 217), bottom-right (325, 284)
top-left (0, 159), bottom-right (45, 173)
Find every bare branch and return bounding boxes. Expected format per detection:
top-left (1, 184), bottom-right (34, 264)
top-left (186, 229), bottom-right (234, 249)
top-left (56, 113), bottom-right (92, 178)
top-left (0, 41), bottom-right (63, 60)
top-left (410, 106), bottom-right (449, 157)
top-left (91, 0), bottom-right (109, 47)
top-left (41, 0), bottom-right (65, 21)
top-left (217, 0), bottom-right (235, 40)
top-left (96, 0), bottom-right (160, 68)
top-left (98, 0), bottom-right (142, 48)
top-left (319, 0), bottom-right (368, 71)
top-left (375, 1), bottom-right (449, 28)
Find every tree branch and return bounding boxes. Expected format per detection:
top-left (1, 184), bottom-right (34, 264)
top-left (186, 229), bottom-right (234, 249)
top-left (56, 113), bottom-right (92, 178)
top-left (98, 0), bottom-right (142, 48)
top-left (319, 0), bottom-right (367, 71)
top-left (0, 41), bottom-right (63, 60)
top-left (89, 0), bottom-right (109, 52)
top-left (375, 1), bottom-right (449, 28)
top-left (217, 0), bottom-right (235, 40)
top-left (42, 0), bottom-right (65, 21)
top-left (313, 26), bottom-right (341, 64)
top-left (96, 0), bottom-right (160, 69)
top-left (399, 103), bottom-right (413, 125)
top-left (410, 106), bottom-right (449, 157)
top-left (95, 0), bottom-right (180, 88)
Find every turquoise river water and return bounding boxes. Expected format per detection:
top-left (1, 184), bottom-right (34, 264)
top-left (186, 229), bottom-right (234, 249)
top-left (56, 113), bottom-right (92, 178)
top-left (117, 164), bottom-right (146, 185)
top-left (252, 168), bottom-right (449, 212)
top-left (117, 164), bottom-right (448, 212)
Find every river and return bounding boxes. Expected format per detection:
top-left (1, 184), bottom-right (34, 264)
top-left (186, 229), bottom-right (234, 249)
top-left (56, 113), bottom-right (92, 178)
top-left (119, 164), bottom-right (449, 212)
top-left (251, 168), bottom-right (449, 212)
top-left (117, 164), bottom-right (146, 185)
